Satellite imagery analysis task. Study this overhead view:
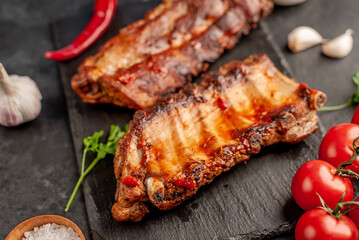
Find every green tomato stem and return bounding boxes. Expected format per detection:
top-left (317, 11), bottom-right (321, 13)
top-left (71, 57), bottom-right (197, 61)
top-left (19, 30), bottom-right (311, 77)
top-left (332, 201), bottom-right (359, 217)
top-left (318, 193), bottom-right (359, 218)
top-left (334, 136), bottom-right (359, 179)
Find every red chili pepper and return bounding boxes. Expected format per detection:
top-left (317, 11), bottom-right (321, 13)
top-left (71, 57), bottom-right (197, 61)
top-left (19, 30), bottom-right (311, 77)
top-left (122, 176), bottom-right (140, 188)
top-left (173, 178), bottom-right (196, 189)
top-left (44, 0), bottom-right (117, 61)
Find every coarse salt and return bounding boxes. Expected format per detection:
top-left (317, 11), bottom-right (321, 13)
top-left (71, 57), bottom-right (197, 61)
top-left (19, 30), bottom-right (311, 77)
top-left (22, 223), bottom-right (81, 240)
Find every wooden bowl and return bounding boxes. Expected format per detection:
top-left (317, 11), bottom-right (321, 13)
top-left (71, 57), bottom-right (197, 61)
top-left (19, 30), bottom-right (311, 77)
top-left (6, 215), bottom-right (85, 240)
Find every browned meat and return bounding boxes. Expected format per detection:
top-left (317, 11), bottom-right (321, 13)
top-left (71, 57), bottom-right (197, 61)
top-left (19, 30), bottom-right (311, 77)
top-left (71, 0), bottom-right (273, 109)
top-left (111, 54), bottom-right (327, 222)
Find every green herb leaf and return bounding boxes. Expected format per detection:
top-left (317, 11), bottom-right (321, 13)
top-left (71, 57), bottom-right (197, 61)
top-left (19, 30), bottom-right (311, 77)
top-left (319, 70), bottom-right (359, 111)
top-left (83, 131), bottom-right (103, 151)
top-left (65, 124), bottom-right (127, 212)
top-left (351, 71), bottom-right (359, 103)
top-left (81, 131), bottom-right (104, 174)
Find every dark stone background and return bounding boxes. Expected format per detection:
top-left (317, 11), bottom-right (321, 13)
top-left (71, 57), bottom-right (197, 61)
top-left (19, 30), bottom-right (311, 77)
top-left (1, 0), bottom-right (358, 239)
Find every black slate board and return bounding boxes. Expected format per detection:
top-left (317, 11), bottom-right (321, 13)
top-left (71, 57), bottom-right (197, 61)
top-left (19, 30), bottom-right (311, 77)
top-left (54, 1), bottom-right (324, 239)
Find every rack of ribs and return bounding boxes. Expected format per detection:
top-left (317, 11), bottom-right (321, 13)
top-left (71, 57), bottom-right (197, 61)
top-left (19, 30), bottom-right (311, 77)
top-left (111, 54), bottom-right (327, 222)
top-left (71, 0), bottom-right (273, 109)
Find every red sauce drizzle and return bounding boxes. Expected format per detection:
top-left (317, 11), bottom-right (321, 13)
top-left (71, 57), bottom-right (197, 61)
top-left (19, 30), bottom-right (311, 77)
top-left (242, 139), bottom-right (250, 149)
top-left (217, 97), bottom-right (230, 110)
top-left (199, 135), bottom-right (216, 157)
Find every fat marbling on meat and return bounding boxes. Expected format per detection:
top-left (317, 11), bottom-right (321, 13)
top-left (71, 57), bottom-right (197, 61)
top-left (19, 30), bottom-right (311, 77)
top-left (71, 0), bottom-right (273, 109)
top-left (111, 54), bottom-right (327, 222)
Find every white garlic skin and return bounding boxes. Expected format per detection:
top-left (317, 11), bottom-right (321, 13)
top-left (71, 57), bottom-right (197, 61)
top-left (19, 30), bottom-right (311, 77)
top-left (288, 26), bottom-right (323, 52)
top-left (322, 29), bottom-right (354, 58)
top-left (273, 0), bottom-right (307, 6)
top-left (0, 64), bottom-right (42, 127)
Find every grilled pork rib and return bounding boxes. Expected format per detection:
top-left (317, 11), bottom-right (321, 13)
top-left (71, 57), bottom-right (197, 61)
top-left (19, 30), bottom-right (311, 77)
top-left (72, 0), bottom-right (273, 109)
top-left (111, 54), bottom-right (327, 222)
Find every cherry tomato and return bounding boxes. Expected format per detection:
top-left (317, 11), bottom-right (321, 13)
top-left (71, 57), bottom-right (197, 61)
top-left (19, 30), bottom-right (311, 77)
top-left (348, 196), bottom-right (359, 228)
top-left (295, 209), bottom-right (358, 240)
top-left (319, 123), bottom-right (359, 174)
top-left (352, 106), bottom-right (359, 125)
top-left (291, 160), bottom-right (353, 211)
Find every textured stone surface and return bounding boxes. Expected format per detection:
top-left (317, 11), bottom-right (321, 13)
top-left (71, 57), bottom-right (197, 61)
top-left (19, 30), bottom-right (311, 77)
top-left (57, 16), bottom-right (315, 238)
top-left (0, 0), bottom-right (91, 239)
top-left (1, 0), bottom-right (359, 239)
top-left (264, 1), bottom-right (359, 130)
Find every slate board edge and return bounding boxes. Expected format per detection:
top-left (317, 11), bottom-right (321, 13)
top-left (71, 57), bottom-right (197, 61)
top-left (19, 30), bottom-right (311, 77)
top-left (52, 17), bottom-right (320, 240)
top-left (51, 20), bottom-right (95, 239)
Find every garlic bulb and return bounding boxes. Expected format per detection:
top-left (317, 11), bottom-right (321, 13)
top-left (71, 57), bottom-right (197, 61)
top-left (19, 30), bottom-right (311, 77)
top-left (273, 0), bottom-right (307, 6)
top-left (288, 26), bottom-right (323, 52)
top-left (0, 63), bottom-right (42, 127)
top-left (322, 29), bottom-right (354, 58)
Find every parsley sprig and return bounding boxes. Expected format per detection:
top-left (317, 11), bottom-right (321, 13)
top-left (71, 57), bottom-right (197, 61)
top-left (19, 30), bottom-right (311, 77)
top-left (65, 124), bottom-right (128, 212)
top-left (319, 70), bottom-right (359, 111)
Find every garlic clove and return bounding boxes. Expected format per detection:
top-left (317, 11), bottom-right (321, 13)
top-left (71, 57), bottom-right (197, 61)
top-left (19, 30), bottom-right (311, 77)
top-left (0, 64), bottom-right (42, 127)
top-left (273, 0), bottom-right (307, 6)
top-left (322, 29), bottom-right (354, 58)
top-left (288, 26), bottom-right (323, 53)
